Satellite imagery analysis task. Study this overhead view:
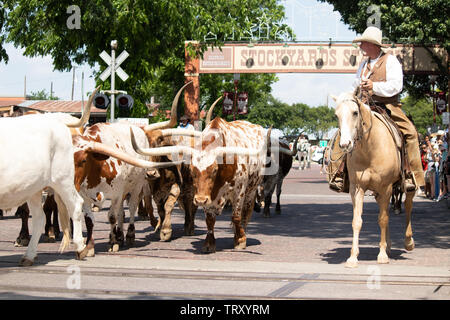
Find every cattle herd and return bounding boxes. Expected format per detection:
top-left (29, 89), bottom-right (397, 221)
top-left (0, 82), bottom-right (300, 266)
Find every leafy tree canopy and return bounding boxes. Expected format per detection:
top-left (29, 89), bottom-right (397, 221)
top-left (27, 89), bottom-right (59, 100)
top-left (0, 0), bottom-right (292, 118)
top-left (318, 0), bottom-right (449, 98)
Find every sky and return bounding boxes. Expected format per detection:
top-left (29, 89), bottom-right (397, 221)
top-left (0, 0), bottom-right (358, 107)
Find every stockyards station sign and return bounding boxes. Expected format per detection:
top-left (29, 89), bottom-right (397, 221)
top-left (197, 43), bottom-right (446, 74)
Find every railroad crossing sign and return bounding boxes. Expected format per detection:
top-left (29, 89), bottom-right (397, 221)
top-left (99, 50), bottom-right (129, 82)
top-left (98, 40), bottom-right (129, 122)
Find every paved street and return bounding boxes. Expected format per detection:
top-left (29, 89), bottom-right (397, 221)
top-left (0, 162), bottom-right (449, 302)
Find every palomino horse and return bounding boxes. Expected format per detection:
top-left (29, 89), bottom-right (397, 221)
top-left (331, 92), bottom-right (415, 268)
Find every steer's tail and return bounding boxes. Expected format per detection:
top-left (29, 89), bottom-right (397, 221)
top-left (53, 193), bottom-right (72, 253)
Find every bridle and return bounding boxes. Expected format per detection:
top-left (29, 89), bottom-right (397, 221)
top-left (327, 96), bottom-right (373, 168)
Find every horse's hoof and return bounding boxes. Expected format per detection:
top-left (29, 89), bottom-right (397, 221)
top-left (19, 257), bottom-right (34, 267)
top-left (377, 254), bottom-right (389, 264)
top-left (345, 257), bottom-right (358, 268)
top-left (405, 238), bottom-right (415, 251)
top-left (160, 229), bottom-right (172, 242)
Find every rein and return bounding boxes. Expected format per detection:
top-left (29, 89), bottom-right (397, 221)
top-left (326, 97), bottom-right (373, 178)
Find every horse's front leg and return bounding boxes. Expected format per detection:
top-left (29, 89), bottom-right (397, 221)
top-left (403, 190), bottom-right (415, 251)
top-left (346, 185), bottom-right (365, 268)
top-left (375, 187), bottom-right (392, 264)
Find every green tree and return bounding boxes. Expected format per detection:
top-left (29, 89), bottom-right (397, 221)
top-left (318, 0), bottom-right (449, 98)
top-left (247, 94), bottom-right (292, 130)
top-left (304, 105), bottom-right (338, 140)
top-left (27, 89), bottom-right (59, 100)
top-left (0, 0), bottom-right (292, 118)
top-left (401, 95), bottom-right (441, 137)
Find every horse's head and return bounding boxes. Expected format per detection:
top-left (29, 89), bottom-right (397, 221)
top-left (331, 92), bottom-right (364, 153)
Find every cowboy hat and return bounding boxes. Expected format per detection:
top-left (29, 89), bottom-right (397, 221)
top-left (352, 26), bottom-right (389, 48)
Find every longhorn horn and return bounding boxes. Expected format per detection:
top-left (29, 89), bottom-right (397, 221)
top-left (144, 81), bottom-right (193, 131)
top-left (274, 134), bottom-right (300, 156)
top-left (84, 141), bottom-right (183, 169)
top-left (130, 128), bottom-right (195, 157)
top-left (214, 126), bottom-right (270, 157)
top-left (205, 96), bottom-right (223, 127)
top-left (266, 125), bottom-right (273, 156)
top-left (64, 85), bottom-right (101, 128)
top-left (160, 128), bottom-right (202, 138)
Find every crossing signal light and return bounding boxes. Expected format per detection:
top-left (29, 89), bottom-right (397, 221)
top-left (116, 94), bottom-right (134, 110)
top-left (93, 93), bottom-right (110, 109)
top-left (116, 94), bottom-right (134, 117)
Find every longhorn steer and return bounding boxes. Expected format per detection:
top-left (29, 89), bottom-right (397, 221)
top-left (191, 118), bottom-right (268, 252)
top-left (255, 135), bottom-right (299, 217)
top-left (131, 116), bottom-right (269, 252)
top-left (0, 111), bottom-right (90, 266)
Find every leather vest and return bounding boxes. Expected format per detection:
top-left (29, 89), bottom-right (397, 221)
top-left (361, 52), bottom-right (400, 105)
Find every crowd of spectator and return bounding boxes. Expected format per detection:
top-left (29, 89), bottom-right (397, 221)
top-left (420, 129), bottom-right (449, 201)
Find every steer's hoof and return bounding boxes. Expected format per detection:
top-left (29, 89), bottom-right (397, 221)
top-left (42, 235), bottom-right (56, 243)
top-left (234, 240), bottom-right (247, 250)
top-left (201, 245), bottom-right (216, 254)
top-left (126, 235), bottom-right (135, 247)
top-left (14, 237), bottom-right (30, 247)
top-left (108, 244), bottom-right (120, 253)
top-left (87, 248), bottom-right (95, 257)
top-left (377, 254), bottom-right (389, 264)
top-left (76, 247), bottom-right (89, 260)
top-left (19, 257), bottom-right (34, 267)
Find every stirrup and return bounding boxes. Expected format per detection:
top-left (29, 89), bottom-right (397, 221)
top-left (329, 174), bottom-right (348, 193)
top-left (403, 172), bottom-right (417, 193)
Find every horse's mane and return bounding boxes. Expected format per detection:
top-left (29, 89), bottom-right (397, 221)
top-left (335, 92), bottom-right (357, 106)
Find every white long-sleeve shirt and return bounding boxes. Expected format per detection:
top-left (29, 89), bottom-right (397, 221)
top-left (352, 53), bottom-right (403, 98)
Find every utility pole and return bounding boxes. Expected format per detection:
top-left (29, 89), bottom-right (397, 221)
top-left (71, 66), bottom-right (76, 100)
top-left (99, 40), bottom-right (129, 122)
top-left (110, 40), bottom-right (117, 122)
top-left (24, 75), bottom-right (26, 98)
top-left (50, 82), bottom-right (53, 99)
top-left (81, 71), bottom-right (84, 114)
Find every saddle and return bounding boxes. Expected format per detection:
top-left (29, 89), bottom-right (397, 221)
top-left (369, 103), bottom-right (414, 192)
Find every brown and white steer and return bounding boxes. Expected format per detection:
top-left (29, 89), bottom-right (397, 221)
top-left (131, 116), bottom-right (269, 252)
top-left (72, 83), bottom-right (190, 253)
top-left (191, 118), bottom-right (268, 252)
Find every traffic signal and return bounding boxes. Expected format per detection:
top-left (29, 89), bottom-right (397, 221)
top-left (116, 94), bottom-right (134, 117)
top-left (93, 93), bottom-right (110, 109)
top-left (116, 94), bottom-right (134, 110)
